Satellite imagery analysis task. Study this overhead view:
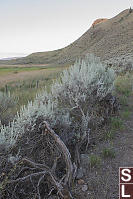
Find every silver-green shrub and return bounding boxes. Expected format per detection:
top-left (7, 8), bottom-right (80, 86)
top-left (0, 92), bottom-right (16, 126)
top-left (51, 54), bottom-right (115, 142)
top-left (0, 55), bottom-right (115, 148)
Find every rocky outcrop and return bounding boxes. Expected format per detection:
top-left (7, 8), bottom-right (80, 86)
top-left (92, 18), bottom-right (108, 27)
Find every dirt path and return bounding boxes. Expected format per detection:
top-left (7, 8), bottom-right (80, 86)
top-left (121, 118), bottom-right (133, 166)
top-left (114, 97), bottom-right (133, 167)
top-left (74, 95), bottom-right (133, 199)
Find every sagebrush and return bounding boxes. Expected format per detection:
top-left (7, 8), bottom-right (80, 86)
top-left (0, 55), bottom-right (115, 148)
top-left (0, 92), bottom-right (16, 126)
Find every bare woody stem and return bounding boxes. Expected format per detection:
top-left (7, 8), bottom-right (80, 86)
top-left (42, 121), bottom-right (73, 186)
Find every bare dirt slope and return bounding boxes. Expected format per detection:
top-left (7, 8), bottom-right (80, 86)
top-left (1, 9), bottom-right (133, 66)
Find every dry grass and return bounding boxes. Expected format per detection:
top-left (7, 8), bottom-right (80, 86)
top-left (0, 65), bottom-right (67, 87)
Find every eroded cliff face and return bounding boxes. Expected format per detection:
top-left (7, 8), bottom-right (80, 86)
top-left (92, 18), bottom-right (108, 27)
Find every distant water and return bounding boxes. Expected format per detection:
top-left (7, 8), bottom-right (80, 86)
top-left (0, 53), bottom-right (28, 60)
top-left (0, 57), bottom-right (22, 61)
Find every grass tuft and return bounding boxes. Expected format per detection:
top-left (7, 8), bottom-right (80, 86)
top-left (121, 110), bottom-right (131, 120)
top-left (90, 154), bottom-right (101, 168)
top-left (111, 117), bottom-right (124, 130)
top-left (115, 75), bottom-right (133, 97)
top-left (102, 148), bottom-right (115, 158)
top-left (119, 95), bottom-right (128, 106)
top-left (104, 130), bottom-right (115, 141)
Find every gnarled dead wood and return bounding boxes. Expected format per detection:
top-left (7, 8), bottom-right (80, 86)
top-left (5, 121), bottom-right (74, 199)
top-left (42, 121), bottom-right (73, 186)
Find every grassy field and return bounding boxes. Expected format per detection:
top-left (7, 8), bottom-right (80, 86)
top-left (0, 64), bottom-right (68, 85)
top-left (0, 64), bottom-right (60, 76)
top-left (0, 64), bottom-right (68, 122)
top-left (0, 66), bottom-right (45, 76)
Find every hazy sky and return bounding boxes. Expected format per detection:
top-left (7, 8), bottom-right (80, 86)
top-left (0, 0), bottom-right (132, 58)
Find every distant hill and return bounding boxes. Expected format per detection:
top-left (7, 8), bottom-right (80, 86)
top-left (1, 9), bottom-right (133, 66)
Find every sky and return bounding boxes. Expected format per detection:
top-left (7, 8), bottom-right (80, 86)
top-left (0, 0), bottom-right (132, 59)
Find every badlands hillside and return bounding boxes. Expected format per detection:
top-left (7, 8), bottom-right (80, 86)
top-left (0, 9), bottom-right (133, 66)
